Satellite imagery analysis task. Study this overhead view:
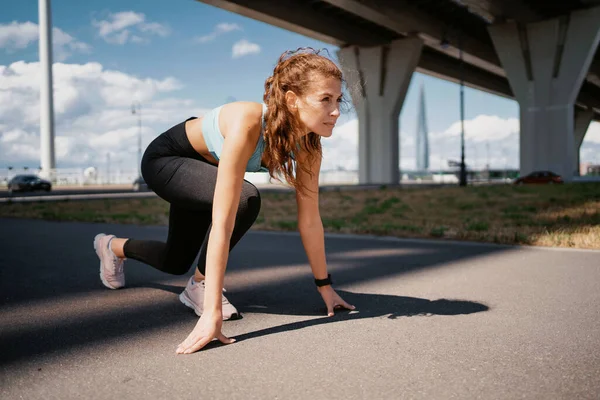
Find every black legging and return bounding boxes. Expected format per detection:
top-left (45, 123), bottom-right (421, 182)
top-left (122, 117), bottom-right (262, 276)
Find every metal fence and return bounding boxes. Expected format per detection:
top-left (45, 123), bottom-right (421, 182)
top-left (9, 167), bottom-right (589, 188)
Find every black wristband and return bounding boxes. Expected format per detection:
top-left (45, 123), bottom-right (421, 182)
top-left (314, 274), bottom-right (333, 287)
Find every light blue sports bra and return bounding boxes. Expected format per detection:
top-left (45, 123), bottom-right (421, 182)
top-left (201, 103), bottom-right (269, 173)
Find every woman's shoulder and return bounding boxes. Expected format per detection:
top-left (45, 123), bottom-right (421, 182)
top-left (218, 101), bottom-right (264, 138)
top-left (220, 101), bottom-right (264, 124)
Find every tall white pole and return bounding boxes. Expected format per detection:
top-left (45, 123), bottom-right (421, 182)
top-left (39, 0), bottom-right (56, 179)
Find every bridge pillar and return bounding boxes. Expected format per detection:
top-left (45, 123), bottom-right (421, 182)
top-left (488, 7), bottom-right (600, 182)
top-left (337, 37), bottom-right (423, 184)
top-left (574, 109), bottom-right (594, 176)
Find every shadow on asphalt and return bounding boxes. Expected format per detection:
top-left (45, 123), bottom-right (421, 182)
top-left (221, 291), bottom-right (488, 349)
top-left (133, 282), bottom-right (489, 320)
top-left (197, 291), bottom-right (489, 352)
top-left (0, 219), bottom-right (497, 364)
top-left (243, 290), bottom-right (488, 318)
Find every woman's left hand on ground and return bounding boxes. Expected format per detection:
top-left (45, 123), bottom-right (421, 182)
top-left (317, 285), bottom-right (356, 317)
top-left (176, 311), bottom-right (235, 354)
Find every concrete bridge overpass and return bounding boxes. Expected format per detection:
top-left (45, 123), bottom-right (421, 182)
top-left (196, 0), bottom-right (600, 184)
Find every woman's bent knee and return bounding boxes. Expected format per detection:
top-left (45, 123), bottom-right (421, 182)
top-left (160, 255), bottom-right (193, 276)
top-left (240, 181), bottom-right (261, 217)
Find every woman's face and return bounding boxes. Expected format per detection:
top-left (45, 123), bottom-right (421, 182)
top-left (294, 75), bottom-right (342, 138)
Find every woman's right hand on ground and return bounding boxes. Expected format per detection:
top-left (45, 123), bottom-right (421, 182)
top-left (176, 311), bottom-right (236, 354)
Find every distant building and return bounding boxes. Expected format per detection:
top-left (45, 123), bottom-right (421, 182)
top-left (586, 164), bottom-right (600, 176)
top-left (416, 84), bottom-right (429, 171)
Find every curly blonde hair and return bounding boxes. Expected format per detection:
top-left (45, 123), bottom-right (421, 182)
top-left (262, 48), bottom-right (346, 194)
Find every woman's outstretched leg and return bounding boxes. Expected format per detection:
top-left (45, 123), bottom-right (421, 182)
top-left (123, 205), bottom-right (212, 274)
top-left (93, 204), bottom-right (211, 289)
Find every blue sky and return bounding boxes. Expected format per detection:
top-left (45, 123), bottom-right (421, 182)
top-left (0, 0), bottom-right (597, 173)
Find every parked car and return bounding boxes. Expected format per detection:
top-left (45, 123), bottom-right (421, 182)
top-left (132, 176), bottom-right (149, 192)
top-left (7, 174), bottom-right (52, 193)
top-left (513, 171), bottom-right (563, 185)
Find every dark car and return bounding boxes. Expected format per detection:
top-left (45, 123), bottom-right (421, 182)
top-left (132, 176), bottom-right (149, 192)
top-left (513, 171), bottom-right (563, 185)
top-left (8, 175), bottom-right (52, 193)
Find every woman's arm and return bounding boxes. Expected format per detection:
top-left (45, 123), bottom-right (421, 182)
top-left (176, 104), bottom-right (261, 354)
top-left (295, 148), bottom-right (355, 316)
top-left (295, 149), bottom-right (328, 280)
top-left (203, 105), bottom-right (261, 312)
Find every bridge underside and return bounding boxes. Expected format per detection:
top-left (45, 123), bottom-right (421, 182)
top-left (197, 0), bottom-right (600, 183)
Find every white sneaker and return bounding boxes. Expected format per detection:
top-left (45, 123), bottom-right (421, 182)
top-left (179, 277), bottom-right (240, 320)
top-left (93, 233), bottom-right (125, 289)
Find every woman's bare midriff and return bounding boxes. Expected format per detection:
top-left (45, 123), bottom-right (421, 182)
top-left (185, 117), bottom-right (220, 165)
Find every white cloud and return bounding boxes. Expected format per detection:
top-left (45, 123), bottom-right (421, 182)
top-left (52, 31), bottom-right (87, 52)
top-left (89, 127), bottom-right (140, 148)
top-left (217, 23), bottom-right (242, 34)
top-left (194, 22), bottom-right (242, 43)
top-left (107, 30), bottom-right (130, 45)
top-left (93, 11), bottom-right (170, 45)
top-left (138, 22), bottom-right (170, 37)
top-left (325, 116), bottom-right (596, 170)
top-left (0, 129), bottom-right (39, 162)
top-left (232, 39), bottom-right (261, 59)
top-left (442, 114), bottom-right (519, 142)
top-left (430, 114), bottom-right (521, 170)
top-left (580, 121), bottom-right (600, 165)
top-left (324, 115), bottom-right (522, 171)
top-left (0, 21), bottom-right (38, 50)
top-left (322, 119), bottom-right (359, 171)
top-left (323, 117), bottom-right (596, 172)
top-left (0, 21), bottom-right (90, 61)
top-left (584, 121), bottom-right (600, 144)
top-left (131, 35), bottom-right (146, 44)
top-left (51, 27), bottom-right (92, 61)
top-left (0, 60), bottom-right (206, 170)
top-left (94, 11), bottom-right (143, 36)
top-left (195, 35), bottom-right (215, 44)
top-left (0, 128), bottom-right (26, 144)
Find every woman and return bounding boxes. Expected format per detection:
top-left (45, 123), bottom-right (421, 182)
top-left (93, 48), bottom-right (355, 354)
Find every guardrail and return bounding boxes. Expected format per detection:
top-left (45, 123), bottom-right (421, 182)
top-left (2, 168), bottom-right (597, 189)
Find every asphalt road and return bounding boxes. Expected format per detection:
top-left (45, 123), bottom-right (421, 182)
top-left (0, 218), bottom-right (599, 399)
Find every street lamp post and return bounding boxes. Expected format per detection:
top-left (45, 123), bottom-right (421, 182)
top-left (131, 102), bottom-right (142, 178)
top-left (106, 152), bottom-right (110, 184)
